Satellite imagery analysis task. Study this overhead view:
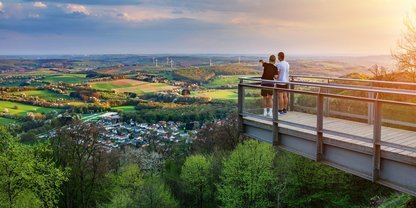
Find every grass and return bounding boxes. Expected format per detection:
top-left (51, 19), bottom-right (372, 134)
top-left (90, 79), bottom-right (177, 95)
top-left (90, 79), bottom-right (136, 90)
top-left (193, 89), bottom-right (238, 100)
top-left (111, 106), bottom-right (137, 112)
top-left (0, 117), bottom-right (18, 126)
top-left (204, 75), bottom-right (258, 89)
top-left (12, 90), bottom-right (72, 102)
top-left (91, 83), bottom-right (131, 90)
top-left (43, 74), bottom-right (87, 84)
top-left (0, 101), bottom-right (58, 116)
top-left (81, 112), bottom-right (107, 122)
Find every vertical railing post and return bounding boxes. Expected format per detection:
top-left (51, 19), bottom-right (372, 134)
top-left (272, 88), bottom-right (280, 147)
top-left (316, 89), bottom-right (324, 161)
top-left (289, 77), bottom-right (295, 111)
top-left (324, 79), bottom-right (330, 116)
top-left (372, 93), bottom-right (382, 182)
top-left (238, 79), bottom-right (245, 134)
top-left (368, 92), bottom-right (375, 124)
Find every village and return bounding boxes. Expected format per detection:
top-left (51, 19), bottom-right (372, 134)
top-left (97, 112), bottom-right (196, 149)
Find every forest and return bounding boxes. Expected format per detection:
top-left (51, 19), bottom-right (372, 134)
top-left (1, 113), bottom-right (415, 208)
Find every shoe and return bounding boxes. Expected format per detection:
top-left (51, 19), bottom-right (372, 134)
top-left (282, 109), bottom-right (287, 114)
top-left (267, 111), bottom-right (273, 117)
top-left (263, 111), bottom-right (268, 117)
top-left (278, 110), bottom-right (284, 115)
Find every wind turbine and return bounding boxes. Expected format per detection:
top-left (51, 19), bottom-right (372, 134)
top-left (209, 58), bottom-right (213, 67)
top-left (170, 59), bottom-right (173, 68)
top-left (152, 57), bottom-right (155, 64)
top-left (155, 59), bottom-right (158, 67)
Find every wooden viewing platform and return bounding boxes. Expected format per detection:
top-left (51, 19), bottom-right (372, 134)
top-left (238, 76), bottom-right (416, 196)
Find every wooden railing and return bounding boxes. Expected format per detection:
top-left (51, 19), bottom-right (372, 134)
top-left (290, 75), bottom-right (416, 126)
top-left (238, 76), bottom-right (416, 182)
top-left (242, 75), bottom-right (416, 126)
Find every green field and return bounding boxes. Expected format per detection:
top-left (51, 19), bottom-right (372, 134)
top-left (0, 101), bottom-right (59, 116)
top-left (0, 117), bottom-right (18, 125)
top-left (193, 89), bottom-right (238, 100)
top-left (43, 74), bottom-right (87, 84)
top-left (12, 90), bottom-right (72, 102)
top-left (91, 82), bottom-right (132, 90)
top-left (81, 112), bottom-right (107, 122)
top-left (91, 79), bottom-right (177, 95)
top-left (111, 106), bottom-right (137, 112)
top-left (204, 75), bottom-right (258, 89)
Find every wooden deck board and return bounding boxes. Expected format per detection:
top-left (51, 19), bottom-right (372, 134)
top-left (243, 111), bottom-right (416, 158)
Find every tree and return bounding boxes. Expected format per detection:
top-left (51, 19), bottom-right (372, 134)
top-left (393, 14), bottom-right (416, 82)
top-left (180, 155), bottom-right (211, 207)
top-left (138, 176), bottom-right (178, 208)
top-left (275, 151), bottom-right (390, 208)
top-left (192, 113), bottom-right (244, 154)
top-left (102, 164), bottom-right (178, 208)
top-left (0, 126), bottom-right (67, 208)
top-left (120, 147), bottom-right (164, 175)
top-left (217, 140), bottom-right (276, 208)
top-left (368, 64), bottom-right (395, 81)
top-left (52, 122), bottom-right (120, 208)
top-left (100, 164), bottom-right (142, 208)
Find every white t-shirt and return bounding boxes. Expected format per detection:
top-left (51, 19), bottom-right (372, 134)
top-left (276, 61), bottom-right (290, 83)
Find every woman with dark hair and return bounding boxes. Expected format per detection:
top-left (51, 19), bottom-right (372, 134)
top-left (259, 55), bottom-right (278, 117)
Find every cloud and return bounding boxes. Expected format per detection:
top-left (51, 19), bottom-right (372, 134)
top-left (23, 0), bottom-right (141, 5)
top-left (114, 7), bottom-right (173, 22)
top-left (33, 1), bottom-right (46, 8)
top-left (0, 0), bottom-right (414, 55)
top-left (65, 4), bottom-right (89, 15)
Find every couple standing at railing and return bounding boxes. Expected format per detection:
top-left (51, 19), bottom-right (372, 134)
top-left (259, 52), bottom-right (290, 117)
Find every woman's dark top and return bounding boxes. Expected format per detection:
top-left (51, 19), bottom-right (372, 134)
top-left (261, 63), bottom-right (278, 87)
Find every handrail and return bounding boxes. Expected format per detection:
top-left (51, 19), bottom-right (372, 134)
top-left (239, 77), bottom-right (416, 97)
top-left (237, 76), bottom-right (416, 188)
top-left (239, 82), bottom-right (416, 107)
top-left (290, 74), bottom-right (416, 87)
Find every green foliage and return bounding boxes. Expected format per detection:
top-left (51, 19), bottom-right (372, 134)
top-left (102, 164), bottom-right (178, 208)
top-left (122, 103), bottom-right (234, 125)
top-left (204, 75), bottom-right (240, 89)
top-left (275, 151), bottom-right (390, 208)
top-left (173, 68), bottom-right (216, 82)
top-left (218, 140), bottom-right (275, 208)
top-left (52, 123), bottom-right (118, 208)
top-left (0, 117), bottom-right (18, 126)
top-left (0, 126), bottom-right (67, 208)
top-left (211, 65), bottom-right (258, 75)
top-left (138, 176), bottom-right (178, 208)
top-left (181, 155), bottom-right (211, 207)
top-left (378, 194), bottom-right (416, 208)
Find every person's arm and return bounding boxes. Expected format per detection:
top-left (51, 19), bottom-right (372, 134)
top-left (274, 65), bottom-right (279, 80)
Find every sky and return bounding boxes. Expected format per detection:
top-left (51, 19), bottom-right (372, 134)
top-left (0, 0), bottom-right (414, 55)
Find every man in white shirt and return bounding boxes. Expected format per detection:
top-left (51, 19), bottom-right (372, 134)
top-left (276, 52), bottom-right (290, 114)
